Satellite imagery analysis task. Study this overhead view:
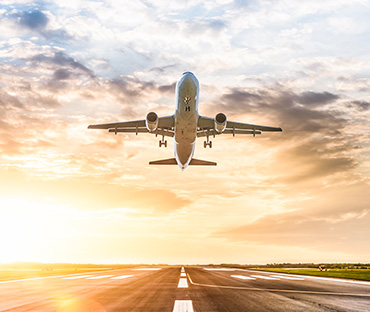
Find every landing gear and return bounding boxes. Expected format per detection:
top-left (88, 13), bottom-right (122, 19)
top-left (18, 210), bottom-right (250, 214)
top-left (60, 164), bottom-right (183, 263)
top-left (159, 140), bottom-right (167, 147)
top-left (204, 140), bottom-right (212, 148)
top-left (159, 134), bottom-right (167, 147)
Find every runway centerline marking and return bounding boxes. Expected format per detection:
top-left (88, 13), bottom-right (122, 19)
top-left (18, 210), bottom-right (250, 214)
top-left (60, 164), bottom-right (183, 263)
top-left (178, 278), bottom-right (188, 288)
top-left (87, 275), bottom-right (114, 279)
top-left (111, 275), bottom-right (134, 279)
top-left (250, 275), bottom-right (280, 280)
top-left (63, 275), bottom-right (95, 280)
top-left (231, 275), bottom-right (256, 280)
top-left (172, 300), bottom-right (194, 312)
top-left (180, 272), bottom-right (186, 277)
top-left (187, 273), bottom-right (370, 297)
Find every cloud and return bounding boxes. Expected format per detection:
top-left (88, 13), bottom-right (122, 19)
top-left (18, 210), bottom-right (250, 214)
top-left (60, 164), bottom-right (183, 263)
top-left (14, 9), bottom-right (48, 30)
top-left (30, 51), bottom-right (94, 77)
top-left (295, 91), bottom-right (339, 106)
top-left (213, 180), bottom-right (370, 255)
top-left (8, 8), bottom-right (71, 40)
top-left (346, 100), bottom-right (370, 111)
top-left (0, 168), bottom-right (190, 214)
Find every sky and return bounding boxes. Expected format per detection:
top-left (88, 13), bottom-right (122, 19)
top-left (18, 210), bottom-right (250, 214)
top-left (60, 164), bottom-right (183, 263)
top-left (0, 0), bottom-right (370, 265)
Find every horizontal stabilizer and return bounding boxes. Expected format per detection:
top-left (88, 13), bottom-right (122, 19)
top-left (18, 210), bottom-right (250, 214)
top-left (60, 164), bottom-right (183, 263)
top-left (189, 158), bottom-right (217, 166)
top-left (149, 158), bottom-right (178, 165)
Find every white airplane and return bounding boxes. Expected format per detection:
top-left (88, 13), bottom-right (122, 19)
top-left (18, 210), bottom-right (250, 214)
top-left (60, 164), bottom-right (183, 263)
top-left (88, 72), bottom-right (282, 170)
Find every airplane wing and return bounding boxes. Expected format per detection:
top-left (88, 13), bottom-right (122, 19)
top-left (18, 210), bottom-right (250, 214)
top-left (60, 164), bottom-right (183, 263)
top-left (88, 115), bottom-right (175, 137)
top-left (197, 116), bottom-right (282, 137)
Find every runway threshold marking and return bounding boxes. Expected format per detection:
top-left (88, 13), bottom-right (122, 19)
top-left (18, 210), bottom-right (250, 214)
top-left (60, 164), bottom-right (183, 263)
top-left (178, 278), bottom-right (188, 288)
top-left (250, 275), bottom-right (280, 280)
top-left (203, 268), bottom-right (236, 271)
top-left (172, 300), bottom-right (194, 312)
top-left (111, 275), bottom-right (134, 280)
top-left (132, 268), bottom-right (162, 271)
top-left (187, 273), bottom-right (370, 297)
top-left (269, 274), bottom-right (305, 280)
top-left (231, 275), bottom-right (256, 280)
top-left (87, 275), bottom-right (114, 279)
top-left (63, 275), bottom-right (95, 279)
top-left (0, 270), bottom-right (119, 284)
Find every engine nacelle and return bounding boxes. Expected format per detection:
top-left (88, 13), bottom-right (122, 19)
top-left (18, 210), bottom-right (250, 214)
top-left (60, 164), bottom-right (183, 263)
top-left (214, 113), bottom-right (227, 133)
top-left (146, 112), bottom-right (159, 132)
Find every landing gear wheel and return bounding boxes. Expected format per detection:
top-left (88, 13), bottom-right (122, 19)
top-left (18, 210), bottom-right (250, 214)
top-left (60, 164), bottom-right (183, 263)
top-left (159, 140), bottom-right (167, 147)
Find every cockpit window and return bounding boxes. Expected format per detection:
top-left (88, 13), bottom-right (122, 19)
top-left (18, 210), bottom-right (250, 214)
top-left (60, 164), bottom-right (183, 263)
top-left (183, 71), bottom-right (193, 75)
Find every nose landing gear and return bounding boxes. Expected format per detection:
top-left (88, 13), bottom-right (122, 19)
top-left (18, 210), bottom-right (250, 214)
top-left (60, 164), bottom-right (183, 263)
top-left (204, 141), bottom-right (212, 148)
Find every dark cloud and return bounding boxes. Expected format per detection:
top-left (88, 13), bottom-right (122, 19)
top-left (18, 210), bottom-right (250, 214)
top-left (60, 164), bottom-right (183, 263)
top-left (295, 91), bottom-right (339, 106)
top-left (158, 82), bottom-right (176, 93)
top-left (214, 87), bottom-right (344, 135)
top-left (9, 9), bottom-right (71, 41)
top-left (221, 88), bottom-right (262, 104)
top-left (346, 100), bottom-right (370, 111)
top-left (31, 52), bottom-right (94, 77)
top-left (14, 9), bottom-right (48, 30)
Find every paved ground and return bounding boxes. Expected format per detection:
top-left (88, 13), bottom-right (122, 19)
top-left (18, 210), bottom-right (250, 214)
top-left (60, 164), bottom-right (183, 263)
top-left (0, 266), bottom-right (370, 311)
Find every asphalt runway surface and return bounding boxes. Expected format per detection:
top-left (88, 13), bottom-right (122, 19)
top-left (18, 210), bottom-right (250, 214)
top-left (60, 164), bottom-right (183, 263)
top-left (1, 266), bottom-right (370, 311)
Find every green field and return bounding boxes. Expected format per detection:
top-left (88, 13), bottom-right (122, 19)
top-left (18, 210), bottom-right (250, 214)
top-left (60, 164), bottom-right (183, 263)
top-left (0, 268), bottom-right (112, 282)
top-left (252, 268), bottom-right (370, 281)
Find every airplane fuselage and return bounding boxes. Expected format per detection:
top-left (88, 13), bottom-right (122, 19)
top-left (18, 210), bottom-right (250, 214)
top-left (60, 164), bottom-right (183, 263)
top-left (174, 72), bottom-right (200, 170)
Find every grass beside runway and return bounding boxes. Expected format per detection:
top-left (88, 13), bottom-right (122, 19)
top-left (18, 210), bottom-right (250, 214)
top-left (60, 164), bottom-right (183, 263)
top-left (251, 268), bottom-right (370, 281)
top-left (0, 268), bottom-right (112, 281)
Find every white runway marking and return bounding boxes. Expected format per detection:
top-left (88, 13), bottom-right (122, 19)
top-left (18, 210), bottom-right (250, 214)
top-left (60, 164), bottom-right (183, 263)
top-left (111, 275), bottom-right (134, 280)
top-left (250, 275), bottom-right (280, 280)
top-left (178, 278), bottom-right (189, 288)
top-left (172, 300), bottom-right (194, 312)
top-left (203, 268), bottom-right (236, 271)
top-left (63, 275), bottom-right (95, 280)
top-left (231, 275), bottom-right (256, 280)
top-left (132, 268), bottom-right (162, 271)
top-left (269, 274), bottom-right (305, 280)
top-left (181, 267), bottom-right (185, 273)
top-left (180, 272), bottom-right (186, 277)
top-left (87, 275), bottom-right (114, 279)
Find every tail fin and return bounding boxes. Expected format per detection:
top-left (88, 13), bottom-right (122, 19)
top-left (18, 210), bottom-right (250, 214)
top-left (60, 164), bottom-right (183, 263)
top-left (149, 158), bottom-right (177, 165)
top-left (189, 158), bottom-right (217, 166)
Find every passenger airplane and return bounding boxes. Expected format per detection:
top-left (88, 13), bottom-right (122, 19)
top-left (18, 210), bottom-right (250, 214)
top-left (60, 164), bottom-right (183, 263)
top-left (88, 72), bottom-right (282, 170)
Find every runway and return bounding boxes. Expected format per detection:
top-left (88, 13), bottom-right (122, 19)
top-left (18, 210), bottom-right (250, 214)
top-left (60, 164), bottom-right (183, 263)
top-left (0, 266), bottom-right (369, 311)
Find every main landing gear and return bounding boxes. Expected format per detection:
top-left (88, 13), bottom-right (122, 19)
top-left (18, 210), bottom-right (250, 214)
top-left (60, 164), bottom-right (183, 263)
top-left (204, 129), bottom-right (212, 148)
top-left (159, 134), bottom-right (167, 147)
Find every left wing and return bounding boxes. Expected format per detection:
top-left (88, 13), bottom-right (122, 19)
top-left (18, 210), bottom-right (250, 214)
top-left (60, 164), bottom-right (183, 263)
top-left (197, 116), bottom-right (282, 137)
top-left (88, 115), bottom-right (175, 137)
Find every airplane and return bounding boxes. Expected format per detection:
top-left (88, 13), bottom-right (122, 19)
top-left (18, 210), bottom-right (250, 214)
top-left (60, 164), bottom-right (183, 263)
top-left (88, 72), bottom-right (282, 170)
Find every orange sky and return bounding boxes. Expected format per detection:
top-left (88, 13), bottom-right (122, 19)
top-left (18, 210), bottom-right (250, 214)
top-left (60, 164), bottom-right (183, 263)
top-left (0, 1), bottom-right (370, 264)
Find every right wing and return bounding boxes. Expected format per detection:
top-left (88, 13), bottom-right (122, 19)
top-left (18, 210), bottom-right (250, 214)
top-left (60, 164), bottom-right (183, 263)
top-left (88, 115), bottom-right (175, 137)
top-left (197, 116), bottom-right (282, 137)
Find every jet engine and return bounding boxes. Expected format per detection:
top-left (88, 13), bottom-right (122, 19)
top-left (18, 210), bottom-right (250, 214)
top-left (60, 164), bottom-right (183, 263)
top-left (214, 113), bottom-right (227, 133)
top-left (146, 112), bottom-right (159, 132)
